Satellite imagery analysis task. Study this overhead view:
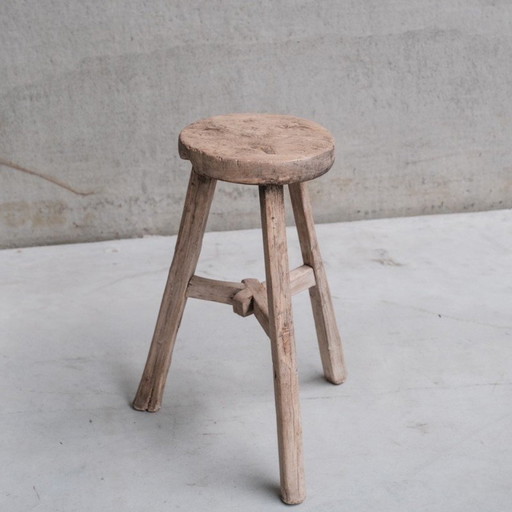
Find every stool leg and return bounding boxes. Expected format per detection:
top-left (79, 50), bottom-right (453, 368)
top-left (289, 182), bottom-right (346, 384)
top-left (259, 185), bottom-right (306, 505)
top-left (133, 170), bottom-right (216, 412)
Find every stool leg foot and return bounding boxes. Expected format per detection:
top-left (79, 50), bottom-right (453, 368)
top-left (260, 185), bottom-right (306, 505)
top-left (289, 182), bottom-right (347, 385)
top-left (133, 170), bottom-right (216, 412)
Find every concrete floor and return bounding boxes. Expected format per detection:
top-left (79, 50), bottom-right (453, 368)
top-left (1, 209), bottom-right (511, 512)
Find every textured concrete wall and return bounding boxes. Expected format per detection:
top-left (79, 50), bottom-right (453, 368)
top-left (1, 1), bottom-right (511, 248)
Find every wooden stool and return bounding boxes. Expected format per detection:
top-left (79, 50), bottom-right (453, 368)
top-left (133, 113), bottom-right (346, 504)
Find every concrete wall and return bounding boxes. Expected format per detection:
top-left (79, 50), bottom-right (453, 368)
top-left (1, 1), bottom-right (511, 248)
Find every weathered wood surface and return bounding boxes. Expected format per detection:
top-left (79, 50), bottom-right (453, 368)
top-left (260, 184), bottom-right (306, 505)
top-left (289, 264), bottom-right (316, 295)
top-left (134, 114), bottom-right (343, 505)
top-left (289, 181), bottom-right (346, 384)
top-left (232, 264), bottom-right (316, 317)
top-left (240, 278), bottom-right (270, 337)
top-left (179, 113), bottom-right (335, 185)
top-left (132, 170), bottom-right (217, 412)
top-left (187, 275), bottom-right (245, 304)
top-left (188, 264), bottom-right (315, 338)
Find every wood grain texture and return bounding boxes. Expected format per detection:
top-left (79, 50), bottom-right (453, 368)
top-left (132, 115), bottom-right (342, 504)
top-left (289, 264), bottom-right (316, 295)
top-left (187, 275), bottom-right (245, 304)
top-left (289, 181), bottom-right (346, 384)
top-left (241, 278), bottom-right (270, 337)
top-left (259, 184), bottom-right (306, 505)
top-left (132, 170), bottom-right (217, 412)
top-left (232, 264), bottom-right (316, 318)
top-left (179, 113), bottom-right (335, 185)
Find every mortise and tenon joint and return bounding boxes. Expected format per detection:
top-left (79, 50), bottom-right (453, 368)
top-left (187, 264), bottom-right (316, 336)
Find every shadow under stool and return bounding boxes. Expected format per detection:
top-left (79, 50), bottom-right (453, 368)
top-left (132, 113), bottom-right (346, 505)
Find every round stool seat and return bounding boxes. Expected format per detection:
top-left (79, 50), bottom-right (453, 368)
top-left (178, 113), bottom-right (335, 185)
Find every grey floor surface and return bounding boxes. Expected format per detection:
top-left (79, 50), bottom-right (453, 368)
top-left (1, 209), bottom-right (511, 512)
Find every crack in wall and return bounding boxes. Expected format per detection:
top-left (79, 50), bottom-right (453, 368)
top-left (0, 158), bottom-right (95, 196)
